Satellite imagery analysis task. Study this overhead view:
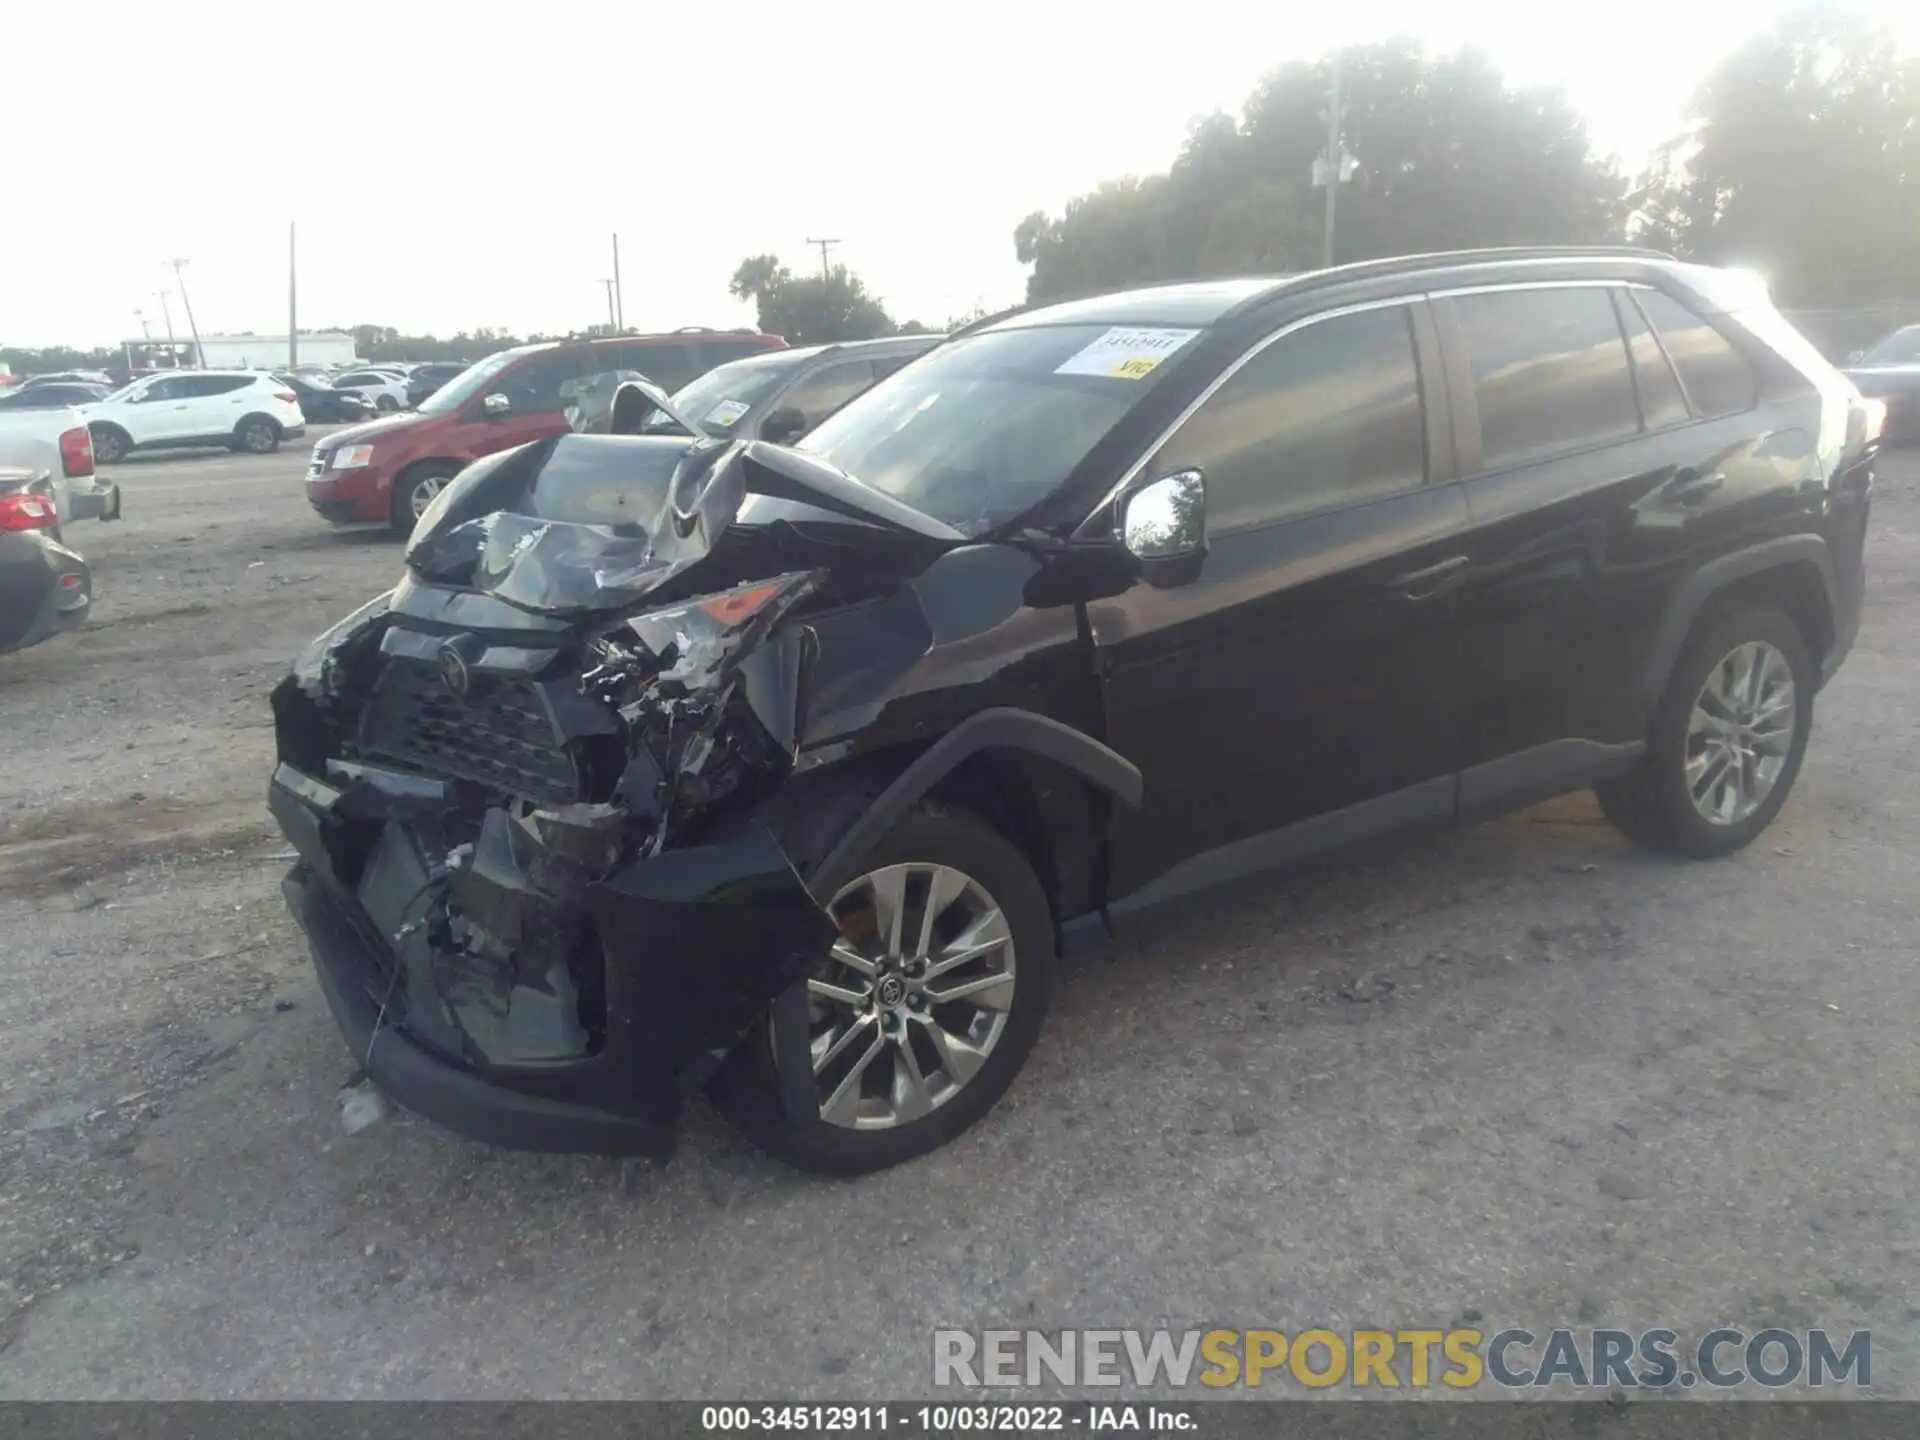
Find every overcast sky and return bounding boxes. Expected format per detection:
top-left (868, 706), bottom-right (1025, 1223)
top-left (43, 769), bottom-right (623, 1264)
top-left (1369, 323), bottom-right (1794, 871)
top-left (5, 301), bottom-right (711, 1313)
top-left (4, 0), bottom-right (1915, 349)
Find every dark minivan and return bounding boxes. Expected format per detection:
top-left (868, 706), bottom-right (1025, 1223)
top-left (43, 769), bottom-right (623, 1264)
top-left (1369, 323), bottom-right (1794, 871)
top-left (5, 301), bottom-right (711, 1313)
top-left (271, 248), bottom-right (1875, 1174)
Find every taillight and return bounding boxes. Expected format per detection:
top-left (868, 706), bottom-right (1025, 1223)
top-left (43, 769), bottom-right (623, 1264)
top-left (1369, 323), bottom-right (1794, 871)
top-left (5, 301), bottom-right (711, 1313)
top-left (0, 493), bottom-right (59, 531)
top-left (59, 426), bottom-right (94, 478)
top-left (275, 391), bottom-right (298, 403)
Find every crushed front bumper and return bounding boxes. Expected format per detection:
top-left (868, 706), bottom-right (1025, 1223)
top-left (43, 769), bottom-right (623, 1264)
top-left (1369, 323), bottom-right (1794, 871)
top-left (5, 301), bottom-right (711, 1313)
top-left (270, 761), bottom-right (834, 1157)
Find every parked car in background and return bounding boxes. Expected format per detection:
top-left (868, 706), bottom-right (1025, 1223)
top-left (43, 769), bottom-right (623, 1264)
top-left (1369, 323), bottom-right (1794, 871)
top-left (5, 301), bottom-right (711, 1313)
top-left (19, 370), bottom-right (113, 390)
top-left (644, 334), bottom-right (943, 444)
top-left (81, 372), bottom-right (306, 462)
top-left (305, 329), bottom-right (787, 532)
top-left (0, 404), bottom-right (120, 526)
top-left (270, 249), bottom-right (1875, 1173)
top-left (1844, 324), bottom-right (1920, 442)
top-left (275, 373), bottom-right (377, 425)
top-left (403, 362), bottom-right (468, 409)
top-left (0, 382), bottom-right (111, 409)
top-left (0, 468), bottom-right (90, 655)
top-left (328, 370), bottom-right (411, 413)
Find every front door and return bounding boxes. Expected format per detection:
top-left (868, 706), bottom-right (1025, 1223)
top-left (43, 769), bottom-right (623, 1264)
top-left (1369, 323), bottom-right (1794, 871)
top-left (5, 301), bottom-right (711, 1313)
top-left (1087, 299), bottom-right (1473, 904)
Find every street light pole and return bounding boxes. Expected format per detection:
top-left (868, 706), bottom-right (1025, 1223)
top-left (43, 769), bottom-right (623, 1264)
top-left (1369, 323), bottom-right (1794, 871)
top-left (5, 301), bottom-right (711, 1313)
top-left (155, 291), bottom-right (177, 347)
top-left (611, 233), bottom-right (625, 331)
top-left (599, 279), bottom-right (617, 330)
top-left (289, 222), bottom-right (299, 368)
top-left (168, 258), bottom-right (205, 368)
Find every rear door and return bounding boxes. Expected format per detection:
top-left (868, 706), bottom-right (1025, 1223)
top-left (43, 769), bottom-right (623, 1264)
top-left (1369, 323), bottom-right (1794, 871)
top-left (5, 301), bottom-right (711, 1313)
top-left (1090, 298), bottom-right (1472, 903)
top-left (182, 375), bottom-right (254, 437)
top-left (1437, 280), bottom-right (1772, 814)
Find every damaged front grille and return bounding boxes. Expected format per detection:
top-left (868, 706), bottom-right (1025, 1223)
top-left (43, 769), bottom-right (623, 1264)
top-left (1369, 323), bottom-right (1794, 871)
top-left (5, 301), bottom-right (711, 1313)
top-left (355, 661), bottom-right (582, 806)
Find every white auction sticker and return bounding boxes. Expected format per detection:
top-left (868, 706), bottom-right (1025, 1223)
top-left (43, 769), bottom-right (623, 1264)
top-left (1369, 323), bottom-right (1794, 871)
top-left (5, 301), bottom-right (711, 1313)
top-left (704, 399), bottom-right (751, 427)
top-left (1054, 326), bottom-right (1201, 380)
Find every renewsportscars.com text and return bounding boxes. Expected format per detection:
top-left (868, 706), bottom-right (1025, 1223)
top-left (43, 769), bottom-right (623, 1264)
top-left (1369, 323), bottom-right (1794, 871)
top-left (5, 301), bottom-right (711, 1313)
top-left (932, 1327), bottom-right (1871, 1391)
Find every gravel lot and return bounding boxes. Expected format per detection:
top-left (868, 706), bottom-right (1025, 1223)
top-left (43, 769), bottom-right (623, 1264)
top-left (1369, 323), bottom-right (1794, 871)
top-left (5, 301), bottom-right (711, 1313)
top-left (1, 436), bottom-right (1917, 1399)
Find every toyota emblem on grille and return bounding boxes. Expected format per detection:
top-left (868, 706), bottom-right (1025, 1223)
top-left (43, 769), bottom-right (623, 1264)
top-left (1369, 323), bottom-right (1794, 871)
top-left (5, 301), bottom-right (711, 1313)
top-left (437, 641), bottom-right (473, 698)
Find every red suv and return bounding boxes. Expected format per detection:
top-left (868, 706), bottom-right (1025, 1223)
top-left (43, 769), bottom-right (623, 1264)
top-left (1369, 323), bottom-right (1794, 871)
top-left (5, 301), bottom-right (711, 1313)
top-left (304, 330), bottom-right (787, 532)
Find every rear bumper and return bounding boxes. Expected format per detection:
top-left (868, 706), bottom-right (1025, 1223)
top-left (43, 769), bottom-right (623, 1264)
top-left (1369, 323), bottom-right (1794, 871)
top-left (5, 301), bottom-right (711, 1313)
top-left (67, 478), bottom-right (121, 523)
top-left (1, 537), bottom-right (89, 654)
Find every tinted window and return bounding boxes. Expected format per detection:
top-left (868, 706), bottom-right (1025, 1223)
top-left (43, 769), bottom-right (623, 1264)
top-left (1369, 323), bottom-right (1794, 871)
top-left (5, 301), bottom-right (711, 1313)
top-left (1613, 290), bottom-right (1690, 429)
top-left (1154, 305), bottom-right (1426, 533)
top-left (696, 337), bottom-right (775, 371)
top-left (873, 350), bottom-right (926, 380)
top-left (610, 343), bottom-right (694, 391)
top-left (493, 350), bottom-right (581, 413)
top-left (1633, 290), bottom-right (1758, 418)
top-left (185, 375), bottom-right (251, 396)
top-left (144, 376), bottom-right (187, 401)
top-left (777, 359), bottom-right (877, 429)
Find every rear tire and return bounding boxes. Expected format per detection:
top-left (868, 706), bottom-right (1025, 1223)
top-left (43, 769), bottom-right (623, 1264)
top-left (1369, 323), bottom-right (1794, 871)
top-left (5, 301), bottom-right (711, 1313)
top-left (1595, 604), bottom-right (1813, 858)
top-left (711, 804), bottom-right (1053, 1175)
top-left (233, 416), bottom-right (279, 455)
top-left (376, 396), bottom-right (399, 413)
top-left (89, 425), bottom-right (130, 465)
top-left (390, 462), bottom-right (460, 536)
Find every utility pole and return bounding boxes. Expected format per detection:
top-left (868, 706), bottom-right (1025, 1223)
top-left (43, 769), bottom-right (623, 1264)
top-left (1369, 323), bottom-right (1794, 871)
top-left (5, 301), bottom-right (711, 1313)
top-left (611, 233), bottom-right (625, 331)
top-left (289, 222), bottom-right (299, 368)
top-left (133, 311), bottom-right (151, 370)
top-left (167, 258), bottom-right (205, 368)
top-left (599, 279), bottom-right (617, 330)
top-left (806, 237), bottom-right (840, 282)
top-left (1320, 49), bottom-right (1344, 269)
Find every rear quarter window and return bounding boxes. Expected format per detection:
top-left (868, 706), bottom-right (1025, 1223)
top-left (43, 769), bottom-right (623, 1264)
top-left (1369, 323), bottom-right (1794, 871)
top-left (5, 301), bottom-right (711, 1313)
top-left (1633, 289), bottom-right (1759, 418)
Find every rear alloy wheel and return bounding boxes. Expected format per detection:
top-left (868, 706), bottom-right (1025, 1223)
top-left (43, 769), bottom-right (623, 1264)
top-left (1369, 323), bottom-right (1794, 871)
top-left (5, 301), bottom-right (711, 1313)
top-left (89, 425), bottom-right (128, 465)
top-left (1595, 605), bottom-right (1813, 857)
top-left (713, 805), bottom-right (1053, 1174)
top-left (376, 396), bottom-right (399, 413)
top-left (391, 463), bottom-right (460, 536)
top-left (236, 418), bottom-right (279, 454)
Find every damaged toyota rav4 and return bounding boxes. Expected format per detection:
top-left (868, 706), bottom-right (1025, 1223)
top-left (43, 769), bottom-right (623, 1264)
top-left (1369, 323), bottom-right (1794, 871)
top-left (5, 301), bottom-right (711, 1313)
top-left (271, 249), bottom-right (1876, 1174)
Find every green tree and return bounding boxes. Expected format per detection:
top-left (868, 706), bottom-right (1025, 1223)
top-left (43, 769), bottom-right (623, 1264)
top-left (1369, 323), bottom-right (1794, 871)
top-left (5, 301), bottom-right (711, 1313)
top-left (1628, 6), bottom-right (1920, 304)
top-left (1015, 39), bottom-right (1623, 303)
top-left (729, 255), bottom-right (899, 344)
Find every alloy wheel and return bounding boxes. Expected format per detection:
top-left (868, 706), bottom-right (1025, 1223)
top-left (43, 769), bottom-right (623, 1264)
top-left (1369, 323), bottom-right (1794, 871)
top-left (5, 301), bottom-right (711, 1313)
top-left (802, 862), bottom-right (1017, 1130)
top-left (244, 423), bottom-right (274, 453)
top-left (1685, 640), bottom-right (1797, 825)
top-left (409, 475), bottom-right (445, 518)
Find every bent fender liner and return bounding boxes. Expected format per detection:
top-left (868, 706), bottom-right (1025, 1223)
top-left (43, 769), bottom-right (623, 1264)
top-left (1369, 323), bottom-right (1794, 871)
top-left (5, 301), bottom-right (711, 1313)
top-left (809, 707), bottom-right (1143, 900)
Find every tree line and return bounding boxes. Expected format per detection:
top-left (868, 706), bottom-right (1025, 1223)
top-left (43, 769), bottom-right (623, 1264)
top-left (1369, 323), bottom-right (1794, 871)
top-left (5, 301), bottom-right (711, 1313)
top-left (8, 8), bottom-right (1915, 376)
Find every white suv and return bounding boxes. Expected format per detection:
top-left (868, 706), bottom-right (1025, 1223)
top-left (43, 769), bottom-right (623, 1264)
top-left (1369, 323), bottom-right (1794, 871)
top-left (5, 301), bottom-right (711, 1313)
top-left (80, 372), bottom-right (307, 463)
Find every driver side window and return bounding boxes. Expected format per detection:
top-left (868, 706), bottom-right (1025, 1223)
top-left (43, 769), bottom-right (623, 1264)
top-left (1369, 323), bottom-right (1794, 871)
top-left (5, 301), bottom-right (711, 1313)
top-left (1152, 304), bottom-right (1428, 536)
top-left (492, 352), bottom-right (580, 413)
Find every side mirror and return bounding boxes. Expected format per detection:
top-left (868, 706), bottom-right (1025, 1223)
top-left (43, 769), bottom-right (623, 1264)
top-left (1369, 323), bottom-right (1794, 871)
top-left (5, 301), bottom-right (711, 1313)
top-left (482, 393), bottom-right (511, 417)
top-left (1119, 469), bottom-right (1207, 578)
top-left (761, 406), bottom-right (807, 445)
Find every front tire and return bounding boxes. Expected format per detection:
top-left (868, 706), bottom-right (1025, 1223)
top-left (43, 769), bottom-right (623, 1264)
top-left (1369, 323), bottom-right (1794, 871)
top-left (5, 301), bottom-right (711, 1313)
top-left (712, 804), bottom-right (1053, 1175)
top-left (1595, 604), bottom-right (1813, 857)
top-left (376, 396), bottom-right (399, 413)
top-left (390, 462), bottom-right (460, 536)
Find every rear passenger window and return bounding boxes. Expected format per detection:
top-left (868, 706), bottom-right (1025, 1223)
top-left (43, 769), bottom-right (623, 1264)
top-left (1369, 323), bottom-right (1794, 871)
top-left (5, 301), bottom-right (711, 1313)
top-left (1155, 304), bottom-right (1426, 534)
top-left (1612, 290), bottom-right (1690, 429)
top-left (1633, 290), bottom-right (1758, 418)
top-left (1452, 287), bottom-right (1639, 469)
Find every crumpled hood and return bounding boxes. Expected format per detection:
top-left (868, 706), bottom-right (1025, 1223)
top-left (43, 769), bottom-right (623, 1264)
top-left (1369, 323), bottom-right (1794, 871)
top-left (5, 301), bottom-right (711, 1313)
top-left (403, 433), bottom-right (964, 617)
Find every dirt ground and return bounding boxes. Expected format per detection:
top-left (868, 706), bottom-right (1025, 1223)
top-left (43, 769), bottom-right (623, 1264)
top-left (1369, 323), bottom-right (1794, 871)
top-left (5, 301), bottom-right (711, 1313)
top-left (1, 435), bottom-right (1917, 1398)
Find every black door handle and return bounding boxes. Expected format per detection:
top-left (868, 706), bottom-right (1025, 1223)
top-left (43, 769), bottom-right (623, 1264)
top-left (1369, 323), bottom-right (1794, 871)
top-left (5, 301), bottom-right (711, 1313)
top-left (1390, 554), bottom-right (1470, 601)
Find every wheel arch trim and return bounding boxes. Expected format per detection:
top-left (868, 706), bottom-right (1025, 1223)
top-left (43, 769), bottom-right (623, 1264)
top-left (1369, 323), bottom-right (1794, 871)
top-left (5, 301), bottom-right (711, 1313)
top-left (807, 708), bottom-right (1142, 901)
top-left (1641, 536), bottom-right (1838, 707)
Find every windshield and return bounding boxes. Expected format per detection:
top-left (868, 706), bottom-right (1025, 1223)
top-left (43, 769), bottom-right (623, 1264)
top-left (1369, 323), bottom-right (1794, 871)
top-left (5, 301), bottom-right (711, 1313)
top-left (416, 348), bottom-right (536, 415)
top-left (796, 323), bottom-right (1200, 535)
top-left (655, 353), bottom-right (810, 436)
top-left (1861, 327), bottom-right (1920, 365)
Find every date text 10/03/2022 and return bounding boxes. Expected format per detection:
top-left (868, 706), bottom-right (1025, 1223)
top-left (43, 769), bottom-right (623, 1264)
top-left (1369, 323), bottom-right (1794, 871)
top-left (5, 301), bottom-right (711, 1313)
top-left (701, 1407), bottom-right (1195, 1431)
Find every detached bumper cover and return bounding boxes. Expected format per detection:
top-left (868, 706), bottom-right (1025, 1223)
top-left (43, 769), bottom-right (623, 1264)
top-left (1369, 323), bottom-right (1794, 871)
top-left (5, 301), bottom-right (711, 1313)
top-left (270, 761), bottom-right (834, 1157)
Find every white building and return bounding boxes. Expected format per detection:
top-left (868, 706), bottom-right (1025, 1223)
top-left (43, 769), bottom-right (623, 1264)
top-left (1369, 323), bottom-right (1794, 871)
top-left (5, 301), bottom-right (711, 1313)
top-left (121, 331), bottom-right (360, 370)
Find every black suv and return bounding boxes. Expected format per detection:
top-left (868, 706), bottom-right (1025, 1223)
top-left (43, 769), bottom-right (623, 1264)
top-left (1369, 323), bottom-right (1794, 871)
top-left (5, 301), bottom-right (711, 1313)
top-left (270, 247), bottom-right (1876, 1175)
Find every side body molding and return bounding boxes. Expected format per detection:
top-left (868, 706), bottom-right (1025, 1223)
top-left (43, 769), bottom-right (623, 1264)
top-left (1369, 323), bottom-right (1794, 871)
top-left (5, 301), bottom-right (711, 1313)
top-left (807, 707), bottom-right (1144, 901)
top-left (1639, 535), bottom-right (1838, 705)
